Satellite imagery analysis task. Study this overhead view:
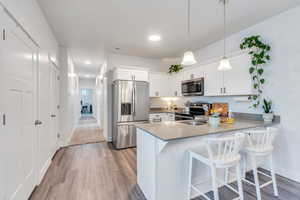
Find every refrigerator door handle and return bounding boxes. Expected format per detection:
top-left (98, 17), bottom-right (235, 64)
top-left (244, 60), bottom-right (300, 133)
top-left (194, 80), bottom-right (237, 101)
top-left (133, 82), bottom-right (137, 116)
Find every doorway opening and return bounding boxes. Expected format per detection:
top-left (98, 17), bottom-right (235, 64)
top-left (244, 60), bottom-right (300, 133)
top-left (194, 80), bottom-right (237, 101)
top-left (80, 88), bottom-right (94, 118)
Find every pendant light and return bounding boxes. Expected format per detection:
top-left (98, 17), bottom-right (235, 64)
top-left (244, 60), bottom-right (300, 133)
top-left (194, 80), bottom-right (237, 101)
top-left (181, 0), bottom-right (197, 66)
top-left (218, 0), bottom-right (232, 71)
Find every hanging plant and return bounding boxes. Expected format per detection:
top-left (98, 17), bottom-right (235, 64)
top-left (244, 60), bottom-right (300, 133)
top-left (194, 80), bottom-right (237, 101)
top-left (168, 64), bottom-right (183, 74)
top-left (240, 35), bottom-right (271, 108)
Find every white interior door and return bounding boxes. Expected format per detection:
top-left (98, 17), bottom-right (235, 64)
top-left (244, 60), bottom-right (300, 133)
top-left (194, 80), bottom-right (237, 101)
top-left (50, 63), bottom-right (60, 151)
top-left (0, 14), bottom-right (37, 200)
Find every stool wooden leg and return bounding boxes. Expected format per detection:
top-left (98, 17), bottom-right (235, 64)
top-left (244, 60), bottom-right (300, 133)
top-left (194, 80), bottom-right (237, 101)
top-left (270, 154), bottom-right (279, 196)
top-left (211, 164), bottom-right (219, 200)
top-left (236, 163), bottom-right (244, 200)
top-left (251, 156), bottom-right (262, 200)
top-left (187, 155), bottom-right (193, 200)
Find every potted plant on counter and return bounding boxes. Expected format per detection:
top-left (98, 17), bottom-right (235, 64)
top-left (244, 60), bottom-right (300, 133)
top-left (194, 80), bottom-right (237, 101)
top-left (262, 99), bottom-right (274, 122)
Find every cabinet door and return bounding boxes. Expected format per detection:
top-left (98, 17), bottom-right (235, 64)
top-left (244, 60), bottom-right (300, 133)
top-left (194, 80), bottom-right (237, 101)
top-left (149, 73), bottom-right (170, 97)
top-left (114, 69), bottom-right (133, 81)
top-left (149, 73), bottom-right (161, 97)
top-left (170, 73), bottom-right (184, 97)
top-left (203, 62), bottom-right (224, 96)
top-left (182, 67), bottom-right (204, 81)
top-left (133, 70), bottom-right (149, 82)
top-left (223, 54), bottom-right (253, 96)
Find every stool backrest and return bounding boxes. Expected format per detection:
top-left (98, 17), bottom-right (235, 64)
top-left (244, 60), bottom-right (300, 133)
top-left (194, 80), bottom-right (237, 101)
top-left (246, 127), bottom-right (278, 151)
top-left (205, 133), bottom-right (245, 161)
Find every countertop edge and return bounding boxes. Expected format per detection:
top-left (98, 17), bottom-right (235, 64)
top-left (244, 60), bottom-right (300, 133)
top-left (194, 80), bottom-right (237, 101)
top-left (136, 120), bottom-right (279, 142)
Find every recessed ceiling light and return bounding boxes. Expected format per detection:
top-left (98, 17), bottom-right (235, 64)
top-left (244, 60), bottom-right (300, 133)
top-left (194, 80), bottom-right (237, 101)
top-left (148, 35), bottom-right (161, 42)
top-left (85, 60), bottom-right (91, 65)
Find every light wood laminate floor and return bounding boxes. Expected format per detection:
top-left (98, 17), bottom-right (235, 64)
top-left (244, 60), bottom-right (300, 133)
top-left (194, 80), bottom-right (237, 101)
top-left (30, 125), bottom-right (300, 200)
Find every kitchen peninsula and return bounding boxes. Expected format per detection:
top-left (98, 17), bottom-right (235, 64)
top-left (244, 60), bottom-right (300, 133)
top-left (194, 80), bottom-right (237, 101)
top-left (135, 117), bottom-right (279, 200)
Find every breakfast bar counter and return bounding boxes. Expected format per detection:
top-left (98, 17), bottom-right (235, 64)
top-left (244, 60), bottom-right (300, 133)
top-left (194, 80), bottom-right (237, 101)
top-left (135, 118), bottom-right (279, 200)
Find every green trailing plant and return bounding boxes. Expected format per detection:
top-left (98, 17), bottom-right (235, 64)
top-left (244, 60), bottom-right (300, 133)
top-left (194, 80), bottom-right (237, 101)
top-left (168, 64), bottom-right (183, 74)
top-left (262, 99), bottom-right (272, 113)
top-left (240, 35), bottom-right (271, 108)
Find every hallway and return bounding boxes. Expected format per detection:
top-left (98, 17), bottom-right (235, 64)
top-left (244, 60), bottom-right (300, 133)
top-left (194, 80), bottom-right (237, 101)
top-left (69, 116), bottom-right (106, 146)
top-left (29, 142), bottom-right (146, 200)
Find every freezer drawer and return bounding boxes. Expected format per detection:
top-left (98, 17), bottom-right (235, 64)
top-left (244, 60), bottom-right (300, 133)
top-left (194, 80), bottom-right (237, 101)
top-left (113, 121), bottom-right (148, 149)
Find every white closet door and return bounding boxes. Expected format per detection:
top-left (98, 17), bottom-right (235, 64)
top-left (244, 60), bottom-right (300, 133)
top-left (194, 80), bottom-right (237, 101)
top-left (0, 20), bottom-right (37, 200)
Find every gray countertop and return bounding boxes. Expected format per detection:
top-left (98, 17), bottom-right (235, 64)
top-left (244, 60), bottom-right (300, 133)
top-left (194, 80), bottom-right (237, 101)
top-left (135, 119), bottom-right (279, 141)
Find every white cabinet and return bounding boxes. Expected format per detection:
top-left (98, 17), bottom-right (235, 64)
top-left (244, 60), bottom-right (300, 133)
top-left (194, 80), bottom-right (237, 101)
top-left (170, 73), bottom-right (183, 97)
top-left (204, 54), bottom-right (253, 96)
top-left (204, 62), bottom-right (224, 96)
top-left (113, 68), bottom-right (149, 82)
top-left (149, 113), bottom-right (175, 122)
top-left (223, 54), bottom-right (253, 96)
top-left (182, 67), bottom-right (204, 81)
top-left (149, 73), bottom-right (171, 97)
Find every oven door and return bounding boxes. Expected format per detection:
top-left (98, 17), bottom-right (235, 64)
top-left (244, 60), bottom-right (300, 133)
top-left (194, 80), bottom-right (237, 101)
top-left (181, 78), bottom-right (204, 96)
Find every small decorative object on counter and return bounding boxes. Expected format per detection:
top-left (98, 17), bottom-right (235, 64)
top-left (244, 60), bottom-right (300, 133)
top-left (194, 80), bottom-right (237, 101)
top-left (224, 109), bottom-right (235, 124)
top-left (208, 112), bottom-right (221, 128)
top-left (262, 98), bottom-right (274, 122)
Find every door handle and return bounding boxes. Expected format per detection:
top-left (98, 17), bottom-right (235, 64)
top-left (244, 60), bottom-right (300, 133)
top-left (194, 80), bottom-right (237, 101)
top-left (2, 114), bottom-right (6, 126)
top-left (51, 114), bottom-right (56, 118)
top-left (34, 120), bottom-right (42, 126)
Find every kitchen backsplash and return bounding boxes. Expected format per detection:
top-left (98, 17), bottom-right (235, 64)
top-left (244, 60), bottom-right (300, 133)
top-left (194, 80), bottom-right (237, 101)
top-left (150, 96), bottom-right (259, 114)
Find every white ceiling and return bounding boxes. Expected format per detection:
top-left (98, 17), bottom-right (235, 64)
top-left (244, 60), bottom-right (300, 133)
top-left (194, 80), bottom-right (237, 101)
top-left (37, 0), bottom-right (300, 72)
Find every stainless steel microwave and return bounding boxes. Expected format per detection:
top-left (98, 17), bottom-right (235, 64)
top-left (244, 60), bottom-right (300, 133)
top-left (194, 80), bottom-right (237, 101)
top-left (181, 78), bottom-right (204, 96)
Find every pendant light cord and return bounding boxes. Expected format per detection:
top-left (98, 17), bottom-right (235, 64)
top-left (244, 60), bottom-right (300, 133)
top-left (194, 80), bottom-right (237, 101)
top-left (187, 0), bottom-right (191, 50)
top-left (223, 0), bottom-right (227, 57)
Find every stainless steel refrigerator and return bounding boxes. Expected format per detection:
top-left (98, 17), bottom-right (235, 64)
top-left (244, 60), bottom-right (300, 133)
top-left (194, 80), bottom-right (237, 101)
top-left (112, 80), bottom-right (149, 149)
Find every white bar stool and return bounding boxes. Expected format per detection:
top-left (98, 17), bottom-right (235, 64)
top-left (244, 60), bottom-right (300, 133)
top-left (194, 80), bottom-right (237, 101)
top-left (187, 133), bottom-right (245, 200)
top-left (241, 127), bottom-right (279, 200)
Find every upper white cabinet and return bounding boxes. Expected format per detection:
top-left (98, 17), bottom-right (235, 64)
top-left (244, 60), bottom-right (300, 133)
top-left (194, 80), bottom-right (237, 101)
top-left (182, 67), bottom-right (204, 81)
top-left (113, 68), bottom-right (149, 82)
top-left (203, 62), bottom-right (224, 96)
top-left (203, 53), bottom-right (253, 96)
top-left (170, 73), bottom-right (183, 97)
top-left (149, 72), bottom-right (171, 97)
top-left (223, 54), bottom-right (253, 96)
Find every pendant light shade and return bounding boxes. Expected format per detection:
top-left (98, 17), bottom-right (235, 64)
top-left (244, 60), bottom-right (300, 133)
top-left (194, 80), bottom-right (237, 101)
top-left (218, 56), bottom-right (232, 71)
top-left (218, 0), bottom-right (232, 71)
top-left (181, 51), bottom-right (197, 66)
top-left (181, 0), bottom-right (197, 66)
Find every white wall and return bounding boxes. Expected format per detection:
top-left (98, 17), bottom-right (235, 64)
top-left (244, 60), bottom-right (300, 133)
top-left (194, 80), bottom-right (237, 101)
top-left (173, 6), bottom-right (300, 182)
top-left (79, 78), bottom-right (96, 89)
top-left (59, 47), bottom-right (80, 146)
top-left (108, 53), bottom-right (168, 72)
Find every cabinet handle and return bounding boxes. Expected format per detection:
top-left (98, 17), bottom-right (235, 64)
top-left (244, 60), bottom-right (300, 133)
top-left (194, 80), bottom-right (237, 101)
top-left (220, 88), bottom-right (223, 94)
top-left (224, 87), bottom-right (226, 94)
top-left (2, 29), bottom-right (6, 40)
top-left (174, 91), bottom-right (178, 96)
top-left (2, 114), bottom-right (6, 126)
